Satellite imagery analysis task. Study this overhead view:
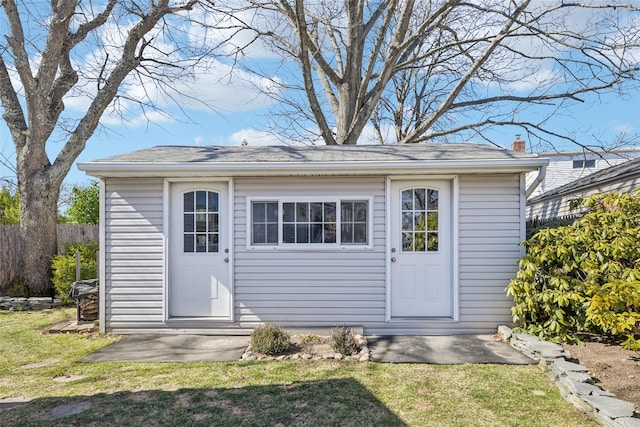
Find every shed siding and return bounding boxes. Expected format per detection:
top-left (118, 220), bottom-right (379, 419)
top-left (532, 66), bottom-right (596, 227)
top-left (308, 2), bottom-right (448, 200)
top-left (233, 177), bottom-right (387, 325)
top-left (104, 179), bottom-right (165, 331)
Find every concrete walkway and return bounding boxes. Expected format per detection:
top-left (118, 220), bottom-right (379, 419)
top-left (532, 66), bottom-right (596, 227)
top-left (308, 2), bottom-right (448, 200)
top-left (80, 333), bottom-right (534, 364)
top-left (368, 335), bottom-right (535, 364)
top-left (79, 334), bottom-right (249, 362)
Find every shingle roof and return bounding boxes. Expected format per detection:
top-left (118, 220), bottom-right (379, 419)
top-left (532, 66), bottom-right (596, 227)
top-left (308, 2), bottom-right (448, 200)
top-left (90, 143), bottom-right (537, 163)
top-left (79, 143), bottom-right (546, 177)
top-left (529, 157), bottom-right (640, 203)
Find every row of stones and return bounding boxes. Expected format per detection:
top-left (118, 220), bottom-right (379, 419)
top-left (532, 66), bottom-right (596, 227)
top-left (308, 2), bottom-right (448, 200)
top-left (0, 296), bottom-right (63, 311)
top-left (498, 325), bottom-right (639, 427)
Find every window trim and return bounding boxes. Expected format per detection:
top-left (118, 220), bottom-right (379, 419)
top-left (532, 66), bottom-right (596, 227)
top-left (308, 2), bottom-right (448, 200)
top-left (246, 196), bottom-right (373, 250)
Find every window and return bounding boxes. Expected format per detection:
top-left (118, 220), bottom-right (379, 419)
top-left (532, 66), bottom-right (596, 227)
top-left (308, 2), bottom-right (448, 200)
top-left (572, 159), bottom-right (596, 169)
top-left (401, 188), bottom-right (438, 252)
top-left (252, 202), bottom-right (278, 245)
top-left (183, 190), bottom-right (219, 253)
top-left (250, 199), bottom-right (369, 247)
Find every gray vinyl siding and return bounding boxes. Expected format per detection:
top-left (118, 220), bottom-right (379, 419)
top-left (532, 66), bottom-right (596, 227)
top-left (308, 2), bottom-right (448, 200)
top-left (233, 177), bottom-right (386, 326)
top-left (104, 178), bottom-right (165, 331)
top-left (527, 174), bottom-right (640, 221)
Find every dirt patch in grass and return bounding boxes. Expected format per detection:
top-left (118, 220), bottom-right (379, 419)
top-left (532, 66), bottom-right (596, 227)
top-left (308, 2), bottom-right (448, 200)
top-left (562, 341), bottom-right (640, 409)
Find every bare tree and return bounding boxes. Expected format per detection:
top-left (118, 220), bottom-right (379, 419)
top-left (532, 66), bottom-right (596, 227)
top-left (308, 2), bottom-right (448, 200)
top-left (0, 0), bottom-right (213, 295)
top-left (211, 0), bottom-right (640, 147)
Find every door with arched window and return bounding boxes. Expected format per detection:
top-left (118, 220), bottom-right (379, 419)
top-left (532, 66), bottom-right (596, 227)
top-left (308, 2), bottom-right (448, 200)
top-left (389, 180), bottom-right (453, 318)
top-left (169, 182), bottom-right (231, 319)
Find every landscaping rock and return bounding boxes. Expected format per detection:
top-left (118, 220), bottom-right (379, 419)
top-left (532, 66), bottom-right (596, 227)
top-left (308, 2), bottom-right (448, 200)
top-left (615, 417), bottom-right (640, 427)
top-left (582, 396), bottom-right (636, 419)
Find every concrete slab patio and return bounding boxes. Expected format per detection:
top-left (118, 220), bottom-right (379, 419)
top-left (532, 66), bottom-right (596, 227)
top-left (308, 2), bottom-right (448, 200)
top-left (368, 335), bottom-right (536, 364)
top-left (79, 334), bottom-right (250, 362)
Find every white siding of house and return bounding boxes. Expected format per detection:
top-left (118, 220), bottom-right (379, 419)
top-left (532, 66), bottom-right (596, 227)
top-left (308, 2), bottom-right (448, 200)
top-left (527, 151), bottom-right (640, 198)
top-left (103, 174), bottom-right (524, 335)
top-left (104, 179), bottom-right (166, 332)
top-left (527, 174), bottom-right (640, 221)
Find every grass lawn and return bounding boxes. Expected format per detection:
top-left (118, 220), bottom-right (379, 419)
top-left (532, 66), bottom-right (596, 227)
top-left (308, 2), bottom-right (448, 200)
top-left (0, 309), bottom-right (594, 426)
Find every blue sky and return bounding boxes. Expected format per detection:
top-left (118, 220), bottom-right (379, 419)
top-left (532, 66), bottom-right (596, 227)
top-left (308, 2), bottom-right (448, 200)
top-left (1, 2), bottom-right (639, 187)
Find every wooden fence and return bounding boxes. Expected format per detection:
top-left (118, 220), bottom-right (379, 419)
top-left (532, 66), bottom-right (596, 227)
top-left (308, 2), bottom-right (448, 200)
top-left (0, 224), bottom-right (99, 293)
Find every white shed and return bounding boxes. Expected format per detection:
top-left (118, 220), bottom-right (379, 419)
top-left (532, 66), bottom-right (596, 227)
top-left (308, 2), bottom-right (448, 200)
top-left (78, 143), bottom-right (546, 335)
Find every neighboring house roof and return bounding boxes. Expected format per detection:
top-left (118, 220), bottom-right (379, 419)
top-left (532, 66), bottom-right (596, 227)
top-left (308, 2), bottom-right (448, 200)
top-left (528, 156), bottom-right (640, 204)
top-left (79, 143), bottom-right (546, 177)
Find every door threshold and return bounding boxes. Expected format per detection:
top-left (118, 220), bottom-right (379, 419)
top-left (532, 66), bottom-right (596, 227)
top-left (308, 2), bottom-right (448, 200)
top-left (388, 317), bottom-right (454, 322)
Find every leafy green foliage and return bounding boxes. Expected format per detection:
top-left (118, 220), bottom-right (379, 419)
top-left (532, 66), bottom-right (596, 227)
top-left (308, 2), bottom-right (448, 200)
top-left (508, 192), bottom-right (640, 350)
top-left (65, 180), bottom-right (99, 224)
top-left (250, 324), bottom-right (291, 355)
top-left (330, 325), bottom-right (359, 355)
top-left (51, 241), bottom-right (98, 303)
top-left (0, 186), bottom-right (19, 224)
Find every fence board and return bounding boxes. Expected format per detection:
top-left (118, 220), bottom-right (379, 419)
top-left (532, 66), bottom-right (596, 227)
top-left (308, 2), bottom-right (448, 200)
top-left (0, 224), bottom-right (99, 293)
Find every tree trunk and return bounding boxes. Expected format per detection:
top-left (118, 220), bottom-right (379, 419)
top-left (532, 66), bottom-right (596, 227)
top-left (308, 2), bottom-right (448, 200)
top-left (17, 169), bottom-right (61, 296)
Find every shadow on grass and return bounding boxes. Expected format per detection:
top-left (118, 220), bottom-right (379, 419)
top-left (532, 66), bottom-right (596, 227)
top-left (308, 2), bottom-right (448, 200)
top-left (0, 377), bottom-right (407, 426)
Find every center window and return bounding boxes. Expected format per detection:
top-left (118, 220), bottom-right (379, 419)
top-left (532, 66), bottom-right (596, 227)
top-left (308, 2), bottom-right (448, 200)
top-left (250, 199), bottom-right (369, 247)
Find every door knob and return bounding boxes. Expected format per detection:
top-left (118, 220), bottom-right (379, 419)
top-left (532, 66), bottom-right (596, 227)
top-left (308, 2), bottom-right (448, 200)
top-left (224, 258), bottom-right (229, 263)
top-left (391, 257), bottom-right (396, 262)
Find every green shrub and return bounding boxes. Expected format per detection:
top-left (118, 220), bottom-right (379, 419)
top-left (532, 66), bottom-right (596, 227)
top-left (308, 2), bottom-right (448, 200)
top-left (507, 192), bottom-right (640, 350)
top-left (51, 241), bottom-right (98, 304)
top-left (330, 325), bottom-right (359, 355)
top-left (250, 324), bottom-right (291, 355)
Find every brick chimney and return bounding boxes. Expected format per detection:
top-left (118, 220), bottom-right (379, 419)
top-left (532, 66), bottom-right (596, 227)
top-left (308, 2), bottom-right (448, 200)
top-left (511, 135), bottom-right (525, 152)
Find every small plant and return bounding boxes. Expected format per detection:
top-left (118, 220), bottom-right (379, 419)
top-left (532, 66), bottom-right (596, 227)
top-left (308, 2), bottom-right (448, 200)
top-left (250, 324), bottom-right (291, 355)
top-left (51, 241), bottom-right (98, 304)
top-left (299, 333), bottom-right (319, 344)
top-left (330, 325), bottom-right (359, 355)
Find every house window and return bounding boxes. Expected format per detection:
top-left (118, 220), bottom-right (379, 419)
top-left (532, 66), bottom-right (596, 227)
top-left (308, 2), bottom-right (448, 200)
top-left (252, 202), bottom-right (278, 245)
top-left (572, 159), bottom-right (596, 169)
top-left (183, 190), bottom-right (219, 253)
top-left (250, 199), bottom-right (369, 247)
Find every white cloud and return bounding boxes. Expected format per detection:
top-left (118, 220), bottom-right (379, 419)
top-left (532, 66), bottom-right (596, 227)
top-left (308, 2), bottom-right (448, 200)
top-left (194, 135), bottom-right (204, 145)
top-left (227, 128), bottom-right (285, 146)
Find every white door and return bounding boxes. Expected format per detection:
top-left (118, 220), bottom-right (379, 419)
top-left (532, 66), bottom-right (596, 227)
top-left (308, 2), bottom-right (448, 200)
top-left (390, 180), bottom-right (453, 318)
top-left (170, 182), bottom-right (231, 319)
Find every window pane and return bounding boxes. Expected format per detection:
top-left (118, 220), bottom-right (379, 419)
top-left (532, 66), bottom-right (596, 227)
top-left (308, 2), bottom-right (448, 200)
top-left (296, 203), bottom-right (308, 221)
top-left (402, 232), bottom-right (414, 251)
top-left (184, 234), bottom-right (194, 252)
top-left (208, 234), bottom-right (219, 252)
top-left (414, 188), bottom-right (425, 210)
top-left (402, 212), bottom-right (413, 231)
top-left (296, 224), bottom-right (309, 243)
top-left (195, 234), bottom-right (207, 252)
top-left (266, 223), bottom-right (278, 243)
top-left (427, 189), bottom-right (438, 210)
top-left (184, 192), bottom-right (194, 212)
top-left (208, 192), bottom-right (219, 212)
top-left (196, 191), bottom-right (207, 212)
top-left (427, 233), bottom-right (438, 251)
top-left (253, 223), bottom-right (266, 244)
top-left (208, 214), bottom-right (219, 233)
top-left (266, 202), bottom-right (279, 222)
top-left (196, 214), bottom-right (207, 232)
top-left (184, 214), bottom-right (194, 233)
top-left (324, 224), bottom-right (336, 243)
top-left (354, 202), bottom-right (367, 221)
top-left (414, 212), bottom-right (425, 230)
top-left (283, 224), bottom-right (295, 243)
top-left (341, 203), bottom-right (353, 223)
top-left (341, 223), bottom-right (353, 243)
top-left (324, 203), bottom-right (336, 222)
top-left (427, 212), bottom-right (438, 231)
top-left (402, 190), bottom-right (413, 210)
top-left (310, 224), bottom-right (323, 243)
top-left (283, 203), bottom-right (295, 222)
top-left (253, 202), bottom-right (265, 222)
top-left (310, 203), bottom-right (323, 222)
top-left (414, 232), bottom-right (426, 252)
top-left (353, 223), bottom-right (367, 244)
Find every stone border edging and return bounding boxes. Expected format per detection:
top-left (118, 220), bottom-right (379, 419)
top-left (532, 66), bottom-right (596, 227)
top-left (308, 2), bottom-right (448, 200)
top-left (498, 325), bottom-right (640, 427)
top-left (241, 334), bottom-right (370, 362)
top-left (0, 296), bottom-right (63, 311)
